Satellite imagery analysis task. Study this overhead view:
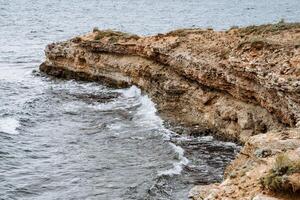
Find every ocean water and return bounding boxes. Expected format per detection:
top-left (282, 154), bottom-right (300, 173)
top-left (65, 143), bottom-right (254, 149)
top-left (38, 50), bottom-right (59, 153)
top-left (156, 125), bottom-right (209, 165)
top-left (0, 0), bottom-right (299, 199)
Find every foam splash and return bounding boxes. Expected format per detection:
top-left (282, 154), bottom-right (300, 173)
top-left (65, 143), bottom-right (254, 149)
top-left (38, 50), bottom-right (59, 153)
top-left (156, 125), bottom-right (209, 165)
top-left (121, 86), bottom-right (190, 176)
top-left (0, 117), bottom-right (20, 135)
top-left (119, 85), bottom-right (141, 98)
top-left (91, 85), bottom-right (190, 176)
top-left (158, 143), bottom-right (189, 176)
top-left (135, 94), bottom-right (164, 128)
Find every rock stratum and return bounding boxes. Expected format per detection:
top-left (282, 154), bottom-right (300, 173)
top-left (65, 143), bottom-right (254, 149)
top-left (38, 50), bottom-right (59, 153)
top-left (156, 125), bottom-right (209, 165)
top-left (40, 23), bottom-right (300, 199)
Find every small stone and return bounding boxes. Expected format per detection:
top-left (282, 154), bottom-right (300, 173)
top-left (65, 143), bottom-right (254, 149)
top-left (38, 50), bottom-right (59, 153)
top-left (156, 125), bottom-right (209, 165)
top-left (254, 148), bottom-right (272, 158)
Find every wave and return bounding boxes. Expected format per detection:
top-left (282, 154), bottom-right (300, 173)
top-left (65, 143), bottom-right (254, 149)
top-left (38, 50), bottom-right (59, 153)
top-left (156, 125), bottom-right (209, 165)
top-left (68, 85), bottom-right (190, 178)
top-left (0, 117), bottom-right (20, 135)
top-left (123, 86), bottom-right (190, 176)
top-left (158, 143), bottom-right (189, 176)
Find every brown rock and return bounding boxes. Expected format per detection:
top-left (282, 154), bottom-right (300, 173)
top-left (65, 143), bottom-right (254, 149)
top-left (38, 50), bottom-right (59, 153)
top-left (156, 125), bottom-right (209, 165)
top-left (39, 22), bottom-right (300, 200)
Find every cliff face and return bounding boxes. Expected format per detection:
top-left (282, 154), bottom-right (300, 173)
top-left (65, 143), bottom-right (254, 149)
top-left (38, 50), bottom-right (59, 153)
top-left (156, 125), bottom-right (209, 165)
top-left (40, 23), bottom-right (300, 199)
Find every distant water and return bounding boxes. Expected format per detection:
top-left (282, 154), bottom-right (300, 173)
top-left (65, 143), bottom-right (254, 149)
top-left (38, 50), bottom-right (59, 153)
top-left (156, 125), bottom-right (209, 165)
top-left (0, 0), bottom-right (299, 199)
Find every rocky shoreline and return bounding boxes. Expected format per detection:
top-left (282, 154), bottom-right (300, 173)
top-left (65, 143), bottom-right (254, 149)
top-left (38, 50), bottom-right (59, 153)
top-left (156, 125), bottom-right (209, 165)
top-left (40, 22), bottom-right (300, 199)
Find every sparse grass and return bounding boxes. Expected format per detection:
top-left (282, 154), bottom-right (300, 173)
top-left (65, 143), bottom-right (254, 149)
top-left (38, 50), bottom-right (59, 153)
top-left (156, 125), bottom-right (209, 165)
top-left (166, 28), bottom-right (206, 37)
top-left (108, 36), bottom-right (119, 43)
top-left (94, 34), bottom-right (102, 40)
top-left (93, 27), bottom-right (100, 33)
top-left (71, 36), bottom-right (82, 43)
top-left (230, 25), bottom-right (239, 30)
top-left (239, 21), bottom-right (300, 36)
top-left (260, 153), bottom-right (300, 193)
top-left (273, 153), bottom-right (293, 173)
top-left (238, 36), bottom-right (267, 49)
top-left (93, 29), bottom-right (140, 41)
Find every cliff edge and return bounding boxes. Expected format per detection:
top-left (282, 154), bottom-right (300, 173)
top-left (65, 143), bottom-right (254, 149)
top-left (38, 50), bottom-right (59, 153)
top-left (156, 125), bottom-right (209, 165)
top-left (40, 22), bottom-right (300, 199)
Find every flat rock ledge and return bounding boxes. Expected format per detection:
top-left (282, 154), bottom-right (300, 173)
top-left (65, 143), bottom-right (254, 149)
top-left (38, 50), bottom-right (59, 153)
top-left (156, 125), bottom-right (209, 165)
top-left (40, 22), bottom-right (300, 199)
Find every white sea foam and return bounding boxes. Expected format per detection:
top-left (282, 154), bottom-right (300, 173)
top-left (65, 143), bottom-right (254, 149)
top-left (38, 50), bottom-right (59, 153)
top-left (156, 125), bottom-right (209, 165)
top-left (121, 86), bottom-right (190, 176)
top-left (90, 86), bottom-right (140, 111)
top-left (135, 95), bottom-right (164, 127)
top-left (158, 143), bottom-right (189, 176)
top-left (96, 85), bottom-right (190, 176)
top-left (107, 123), bottom-right (122, 131)
top-left (0, 117), bottom-right (20, 135)
top-left (118, 85), bottom-right (141, 98)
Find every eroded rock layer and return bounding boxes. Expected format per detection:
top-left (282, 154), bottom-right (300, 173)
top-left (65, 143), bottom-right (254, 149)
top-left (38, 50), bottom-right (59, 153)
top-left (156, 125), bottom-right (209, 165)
top-left (40, 23), bottom-right (300, 199)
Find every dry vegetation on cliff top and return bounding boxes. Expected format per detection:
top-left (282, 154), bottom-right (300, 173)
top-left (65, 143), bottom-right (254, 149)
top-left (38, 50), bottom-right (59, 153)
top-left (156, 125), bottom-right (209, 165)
top-left (261, 153), bottom-right (300, 193)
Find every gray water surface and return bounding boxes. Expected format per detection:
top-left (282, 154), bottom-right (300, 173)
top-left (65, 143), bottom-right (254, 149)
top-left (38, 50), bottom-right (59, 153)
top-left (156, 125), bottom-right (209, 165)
top-left (0, 0), bottom-right (299, 199)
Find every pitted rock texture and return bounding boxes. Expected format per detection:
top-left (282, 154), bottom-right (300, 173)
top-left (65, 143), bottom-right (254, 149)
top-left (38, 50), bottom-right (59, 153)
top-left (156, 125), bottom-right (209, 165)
top-left (40, 23), bottom-right (300, 199)
top-left (189, 129), bottom-right (300, 200)
top-left (40, 23), bottom-right (300, 141)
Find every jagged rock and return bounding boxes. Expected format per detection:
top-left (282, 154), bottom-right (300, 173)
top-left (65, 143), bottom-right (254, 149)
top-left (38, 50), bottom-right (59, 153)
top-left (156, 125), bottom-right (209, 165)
top-left (40, 23), bottom-right (300, 200)
top-left (39, 23), bottom-right (300, 141)
top-left (193, 129), bottom-right (300, 200)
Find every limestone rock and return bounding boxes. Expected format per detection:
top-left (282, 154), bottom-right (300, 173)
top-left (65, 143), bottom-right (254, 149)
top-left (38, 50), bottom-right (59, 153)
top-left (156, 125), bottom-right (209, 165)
top-left (40, 23), bottom-right (300, 200)
top-left (39, 23), bottom-right (300, 141)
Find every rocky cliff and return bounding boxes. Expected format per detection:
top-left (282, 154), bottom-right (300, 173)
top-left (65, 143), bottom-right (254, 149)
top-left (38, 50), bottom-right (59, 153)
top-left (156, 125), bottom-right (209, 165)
top-left (40, 22), bottom-right (300, 199)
